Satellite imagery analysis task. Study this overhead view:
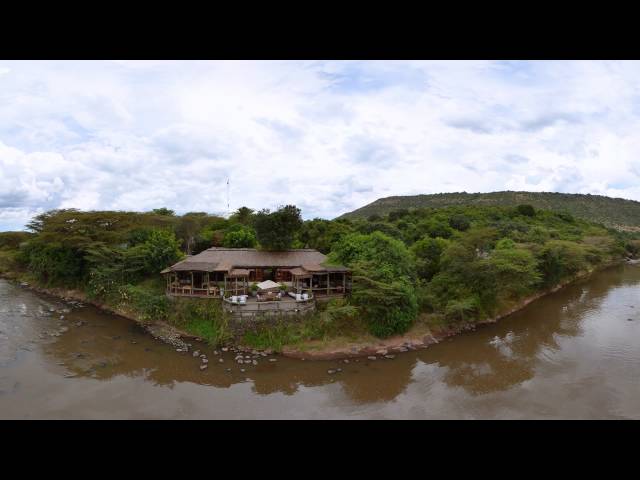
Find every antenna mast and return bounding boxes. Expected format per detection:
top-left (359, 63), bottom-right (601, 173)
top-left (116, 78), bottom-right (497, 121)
top-left (226, 178), bottom-right (230, 218)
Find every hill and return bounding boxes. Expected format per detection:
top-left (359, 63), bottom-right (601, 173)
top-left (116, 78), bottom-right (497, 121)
top-left (338, 191), bottom-right (640, 229)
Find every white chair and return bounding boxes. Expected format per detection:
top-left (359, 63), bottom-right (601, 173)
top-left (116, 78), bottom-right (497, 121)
top-left (302, 293), bottom-right (308, 301)
top-left (231, 296), bottom-right (238, 304)
top-left (296, 293), bottom-right (302, 301)
top-left (239, 296), bottom-right (246, 305)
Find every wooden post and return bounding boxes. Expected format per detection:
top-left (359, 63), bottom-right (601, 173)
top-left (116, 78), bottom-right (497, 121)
top-left (343, 273), bottom-right (346, 295)
top-left (327, 273), bottom-right (330, 295)
top-left (224, 275), bottom-right (227, 298)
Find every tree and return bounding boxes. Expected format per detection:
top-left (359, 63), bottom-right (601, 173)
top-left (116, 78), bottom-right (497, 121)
top-left (222, 226), bottom-right (257, 248)
top-left (418, 217), bottom-right (454, 239)
top-left (448, 214), bottom-right (471, 231)
top-left (152, 208), bottom-right (175, 216)
top-left (139, 229), bottom-right (184, 274)
top-left (411, 237), bottom-right (449, 281)
top-left (536, 240), bottom-right (587, 286)
top-left (388, 209), bottom-right (409, 222)
top-left (298, 218), bottom-right (353, 253)
top-left (253, 205), bottom-right (303, 251)
top-left (329, 231), bottom-right (416, 282)
top-left (229, 207), bottom-right (255, 226)
top-left (329, 232), bottom-right (418, 337)
top-left (486, 246), bottom-right (541, 297)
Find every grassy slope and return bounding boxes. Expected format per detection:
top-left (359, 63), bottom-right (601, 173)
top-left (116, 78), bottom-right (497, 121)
top-left (338, 191), bottom-right (640, 229)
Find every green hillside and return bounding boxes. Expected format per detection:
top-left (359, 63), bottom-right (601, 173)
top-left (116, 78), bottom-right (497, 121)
top-left (338, 191), bottom-right (640, 229)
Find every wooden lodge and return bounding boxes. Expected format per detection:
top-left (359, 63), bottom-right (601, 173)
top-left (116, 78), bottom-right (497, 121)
top-left (161, 248), bottom-right (351, 300)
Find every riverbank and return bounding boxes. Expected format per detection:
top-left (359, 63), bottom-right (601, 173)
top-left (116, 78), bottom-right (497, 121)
top-left (0, 273), bottom-right (198, 351)
top-left (280, 259), bottom-right (630, 360)
top-left (1, 258), bottom-right (632, 361)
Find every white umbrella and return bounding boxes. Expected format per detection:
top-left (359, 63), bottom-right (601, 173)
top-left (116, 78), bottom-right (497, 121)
top-left (256, 280), bottom-right (281, 291)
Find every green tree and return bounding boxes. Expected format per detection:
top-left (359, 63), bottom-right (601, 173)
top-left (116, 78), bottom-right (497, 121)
top-left (253, 205), bottom-right (303, 251)
top-left (329, 232), bottom-right (418, 336)
top-left (222, 226), bottom-right (257, 248)
top-left (411, 237), bottom-right (449, 281)
top-left (152, 208), bottom-right (175, 216)
top-left (448, 214), bottom-right (471, 231)
top-left (229, 206), bottom-right (255, 226)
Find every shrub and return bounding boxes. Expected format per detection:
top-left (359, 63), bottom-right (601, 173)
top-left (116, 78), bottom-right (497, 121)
top-left (168, 298), bottom-right (231, 346)
top-left (516, 204), bottom-right (536, 217)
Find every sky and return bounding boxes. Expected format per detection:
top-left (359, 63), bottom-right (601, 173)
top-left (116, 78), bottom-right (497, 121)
top-left (2, 60), bottom-right (640, 231)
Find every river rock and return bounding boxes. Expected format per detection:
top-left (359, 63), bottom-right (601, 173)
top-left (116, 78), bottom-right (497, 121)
top-left (59, 327), bottom-right (69, 333)
top-left (176, 348), bottom-right (183, 352)
top-left (343, 359), bottom-right (349, 364)
top-left (384, 354), bottom-right (396, 359)
top-left (193, 350), bottom-right (200, 357)
top-left (337, 368), bottom-right (342, 372)
top-left (264, 349), bottom-right (273, 355)
top-left (202, 358), bottom-right (209, 364)
top-left (376, 349), bottom-right (388, 355)
top-left (131, 340), bottom-right (137, 344)
top-left (367, 356), bottom-right (377, 361)
top-left (237, 359), bottom-right (244, 364)
top-left (59, 315), bottom-right (65, 320)
top-left (200, 354), bottom-right (206, 359)
top-left (240, 368), bottom-right (246, 373)
top-left (218, 358), bottom-right (224, 363)
top-left (327, 369), bottom-right (337, 374)
top-left (221, 347), bottom-right (229, 352)
top-left (200, 364), bottom-right (208, 371)
top-left (269, 358), bottom-right (277, 362)
top-left (213, 350), bottom-right (219, 355)
top-left (252, 360), bottom-right (258, 365)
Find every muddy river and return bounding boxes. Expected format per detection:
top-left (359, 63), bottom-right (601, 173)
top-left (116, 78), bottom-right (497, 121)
top-left (1, 264), bottom-right (640, 419)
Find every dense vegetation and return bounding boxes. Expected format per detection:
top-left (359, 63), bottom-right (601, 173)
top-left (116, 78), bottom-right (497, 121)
top-left (338, 191), bottom-right (640, 229)
top-left (2, 198), bottom-right (639, 350)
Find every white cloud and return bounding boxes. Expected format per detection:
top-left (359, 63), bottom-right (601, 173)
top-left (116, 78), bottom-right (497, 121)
top-left (1, 60), bottom-right (640, 230)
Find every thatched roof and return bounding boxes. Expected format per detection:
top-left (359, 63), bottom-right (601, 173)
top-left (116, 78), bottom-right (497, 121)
top-left (162, 247), bottom-right (349, 274)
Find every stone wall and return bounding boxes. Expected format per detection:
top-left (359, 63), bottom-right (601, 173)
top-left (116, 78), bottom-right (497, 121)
top-left (226, 301), bottom-right (316, 337)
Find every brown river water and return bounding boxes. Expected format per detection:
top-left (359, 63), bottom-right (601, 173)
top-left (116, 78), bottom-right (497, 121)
top-left (1, 264), bottom-right (640, 419)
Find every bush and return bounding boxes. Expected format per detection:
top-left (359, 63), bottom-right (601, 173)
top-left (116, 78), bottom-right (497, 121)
top-left (516, 204), bottom-right (536, 217)
top-left (20, 241), bottom-right (83, 286)
top-left (119, 284), bottom-right (169, 322)
top-left (350, 269), bottom-right (418, 337)
top-left (536, 240), bottom-right (588, 286)
top-left (168, 298), bottom-right (231, 346)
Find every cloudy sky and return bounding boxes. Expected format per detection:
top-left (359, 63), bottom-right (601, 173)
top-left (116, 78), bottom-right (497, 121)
top-left (1, 60), bottom-right (640, 231)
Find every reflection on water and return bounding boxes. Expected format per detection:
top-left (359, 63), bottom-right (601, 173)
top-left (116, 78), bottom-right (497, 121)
top-left (1, 264), bottom-right (640, 419)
